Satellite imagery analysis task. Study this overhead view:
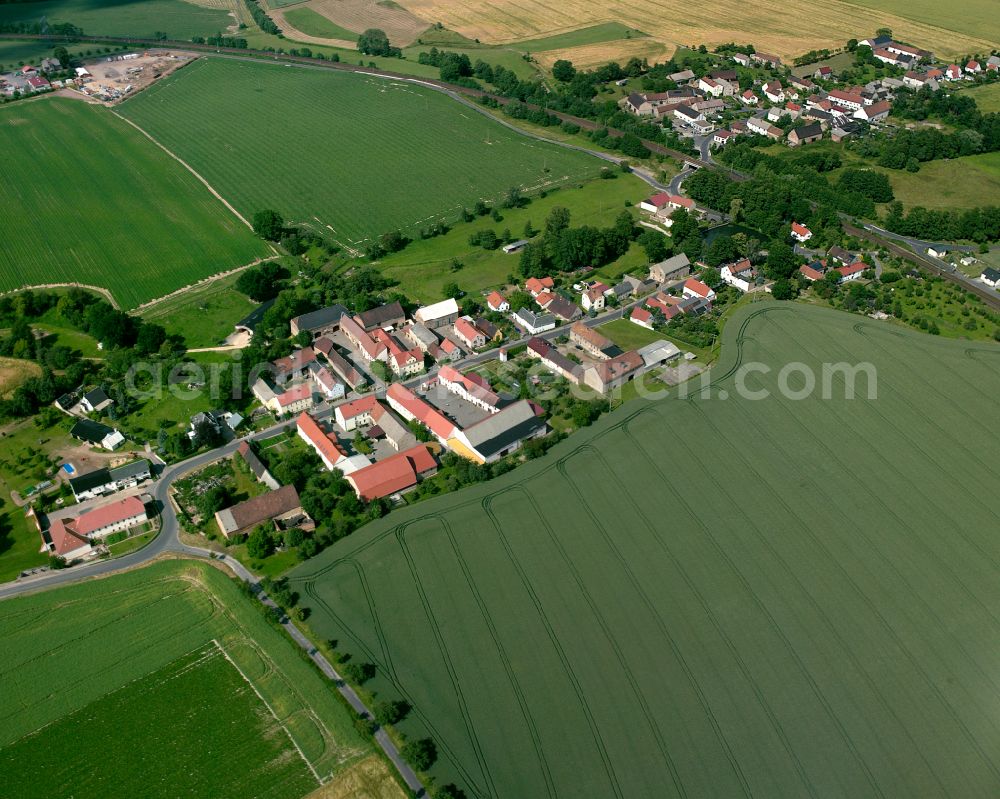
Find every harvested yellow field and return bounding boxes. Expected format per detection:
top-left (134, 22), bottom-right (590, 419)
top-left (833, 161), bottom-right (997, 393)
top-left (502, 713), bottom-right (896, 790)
top-left (395, 0), bottom-right (995, 61)
top-left (305, 755), bottom-right (407, 799)
top-left (301, 0), bottom-right (430, 46)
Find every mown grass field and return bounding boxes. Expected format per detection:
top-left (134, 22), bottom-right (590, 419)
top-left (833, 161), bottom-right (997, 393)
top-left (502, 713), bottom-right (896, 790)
top-left (292, 302), bottom-right (1000, 798)
top-left (0, 40), bottom-right (91, 72)
top-left (119, 58), bottom-right (603, 248)
top-left (395, 0), bottom-right (994, 61)
top-left (376, 175), bottom-right (647, 303)
top-left (966, 83), bottom-right (1000, 114)
top-left (139, 271), bottom-right (258, 347)
top-left (0, 99), bottom-right (268, 309)
top-left (0, 0), bottom-right (236, 40)
top-left (282, 5), bottom-right (360, 40)
top-left (882, 152), bottom-right (1000, 212)
top-left (0, 561), bottom-right (374, 797)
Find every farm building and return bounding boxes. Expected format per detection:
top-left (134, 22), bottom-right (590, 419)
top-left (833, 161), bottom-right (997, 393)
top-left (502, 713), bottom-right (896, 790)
top-left (583, 351), bottom-right (645, 394)
top-left (511, 308), bottom-right (556, 335)
top-left (70, 419), bottom-right (125, 451)
top-left (526, 337), bottom-right (584, 384)
top-left (345, 444), bottom-right (437, 500)
top-left (649, 254), bottom-right (691, 283)
top-left (39, 495), bottom-right (151, 560)
top-left (356, 301), bottom-right (406, 332)
top-left (447, 401), bottom-right (547, 464)
top-left (214, 485), bottom-right (308, 539)
top-left (414, 298), bottom-right (459, 329)
top-left (70, 459), bottom-right (152, 503)
top-left (289, 303), bottom-right (349, 339)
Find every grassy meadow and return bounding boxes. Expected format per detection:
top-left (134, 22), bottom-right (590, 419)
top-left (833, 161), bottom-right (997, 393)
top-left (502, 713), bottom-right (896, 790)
top-left (292, 302), bottom-right (1000, 798)
top-left (0, 99), bottom-right (268, 309)
top-left (883, 152), bottom-right (1000, 212)
top-left (282, 6), bottom-right (360, 40)
top-left (375, 175), bottom-right (648, 303)
top-left (965, 83), bottom-right (1000, 114)
top-left (0, 561), bottom-right (373, 797)
top-left (119, 57), bottom-right (604, 248)
top-left (0, 0), bottom-right (237, 40)
top-left (139, 271), bottom-right (258, 347)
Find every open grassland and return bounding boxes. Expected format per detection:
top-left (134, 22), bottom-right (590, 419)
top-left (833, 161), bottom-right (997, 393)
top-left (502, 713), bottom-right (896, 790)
top-left (119, 58), bottom-right (604, 247)
top-left (0, 561), bottom-right (372, 797)
top-left (284, 0), bottom-right (431, 46)
top-left (139, 271), bottom-right (258, 347)
top-left (292, 302), bottom-right (1000, 798)
top-left (0, 40), bottom-right (91, 71)
top-left (510, 22), bottom-right (648, 52)
top-left (882, 152), bottom-right (1000, 212)
top-left (376, 175), bottom-right (647, 304)
top-left (282, 6), bottom-right (360, 40)
top-left (0, 358), bottom-right (41, 399)
top-left (0, 0), bottom-right (236, 40)
top-left (965, 83), bottom-right (1000, 114)
top-left (394, 0), bottom-right (994, 62)
top-left (0, 99), bottom-right (267, 309)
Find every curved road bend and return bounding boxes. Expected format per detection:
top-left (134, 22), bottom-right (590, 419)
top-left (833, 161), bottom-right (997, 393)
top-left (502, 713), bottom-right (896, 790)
top-left (0, 421), bottom-right (427, 795)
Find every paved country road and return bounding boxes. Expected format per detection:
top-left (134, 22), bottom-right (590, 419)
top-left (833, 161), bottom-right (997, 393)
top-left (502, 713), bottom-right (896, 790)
top-left (0, 418), bottom-right (427, 795)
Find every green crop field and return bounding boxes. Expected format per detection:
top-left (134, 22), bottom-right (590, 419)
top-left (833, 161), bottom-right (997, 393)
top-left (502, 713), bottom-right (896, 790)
top-left (283, 6), bottom-right (359, 39)
top-left (292, 302), bottom-right (1000, 798)
top-left (0, 0), bottom-right (236, 40)
top-left (0, 99), bottom-right (268, 309)
top-left (0, 561), bottom-right (371, 798)
top-left (118, 57), bottom-right (604, 247)
top-left (512, 22), bottom-right (648, 52)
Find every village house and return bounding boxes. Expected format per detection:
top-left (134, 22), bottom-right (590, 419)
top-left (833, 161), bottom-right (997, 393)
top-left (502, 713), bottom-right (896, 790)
top-left (740, 89), bottom-right (759, 105)
top-left (698, 77), bottom-right (724, 97)
top-left (341, 315), bottom-right (387, 362)
top-left (546, 295), bottom-right (583, 323)
top-left (837, 261), bottom-right (867, 281)
top-left (335, 395), bottom-right (382, 432)
top-left (630, 307), bottom-right (654, 329)
top-left (763, 81), bottom-right (784, 103)
top-left (713, 129), bottom-right (734, 147)
top-left (854, 101), bottom-right (891, 122)
top-left (454, 316), bottom-right (488, 349)
top-left (570, 322), bottom-right (619, 359)
top-left (214, 485), bottom-right (309, 540)
top-left (399, 322), bottom-right (438, 354)
top-left (649, 253), bottom-right (691, 283)
top-left (720, 259), bottom-right (757, 292)
top-left (790, 222), bottom-right (813, 242)
top-left (386, 383), bottom-right (457, 443)
top-left (437, 365), bottom-right (502, 413)
top-left (69, 460), bottom-right (152, 503)
top-left (372, 329), bottom-right (424, 376)
top-left (309, 362), bottom-right (345, 400)
top-left (298, 411), bottom-right (351, 470)
top-left (269, 382), bottom-right (314, 416)
top-left (751, 52), bottom-right (782, 68)
top-left (787, 122), bottom-right (824, 147)
top-left (639, 193), bottom-right (671, 214)
top-left (827, 89), bottom-right (865, 112)
top-left (313, 338), bottom-right (365, 389)
top-left (526, 337), bottom-right (583, 384)
top-left (80, 387), bottom-right (113, 415)
top-left (980, 267), bottom-right (1000, 288)
top-left (581, 286), bottom-right (606, 312)
top-left (682, 278), bottom-right (716, 302)
top-left (486, 291), bottom-right (509, 312)
top-left (236, 442), bottom-right (280, 491)
top-left (512, 308), bottom-right (556, 335)
top-left (39, 495), bottom-right (150, 560)
top-left (799, 262), bottom-right (826, 281)
top-left (525, 276), bottom-right (555, 297)
top-left (70, 419), bottom-right (125, 451)
top-left (272, 348), bottom-right (316, 385)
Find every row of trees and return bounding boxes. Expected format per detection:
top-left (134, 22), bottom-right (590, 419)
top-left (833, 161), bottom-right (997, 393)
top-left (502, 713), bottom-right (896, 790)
top-left (883, 202), bottom-right (1000, 243)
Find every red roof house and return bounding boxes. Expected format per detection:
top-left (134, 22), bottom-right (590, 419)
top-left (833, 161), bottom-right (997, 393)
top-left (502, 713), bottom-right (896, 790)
top-left (346, 444), bottom-right (437, 500)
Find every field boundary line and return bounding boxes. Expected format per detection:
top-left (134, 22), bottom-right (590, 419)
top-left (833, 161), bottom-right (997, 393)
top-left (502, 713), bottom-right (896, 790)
top-left (108, 109), bottom-right (255, 231)
top-left (133, 254), bottom-right (280, 313)
top-left (211, 637), bottom-right (323, 785)
top-left (0, 282), bottom-right (120, 310)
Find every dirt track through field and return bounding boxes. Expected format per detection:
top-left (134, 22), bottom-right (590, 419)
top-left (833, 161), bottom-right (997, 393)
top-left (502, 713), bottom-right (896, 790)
top-left (109, 110), bottom-right (255, 230)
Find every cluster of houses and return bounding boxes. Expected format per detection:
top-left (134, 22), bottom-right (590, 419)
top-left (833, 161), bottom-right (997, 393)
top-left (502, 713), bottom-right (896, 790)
top-left (797, 245), bottom-right (869, 282)
top-left (0, 61), bottom-right (61, 97)
top-left (621, 36), bottom-right (999, 150)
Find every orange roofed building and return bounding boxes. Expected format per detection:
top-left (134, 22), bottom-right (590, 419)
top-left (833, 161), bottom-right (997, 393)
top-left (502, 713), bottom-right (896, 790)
top-left (346, 444), bottom-right (437, 500)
